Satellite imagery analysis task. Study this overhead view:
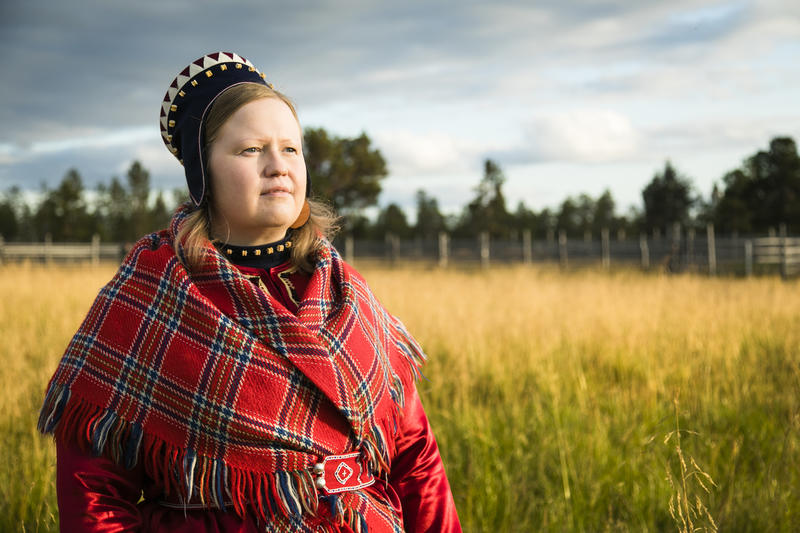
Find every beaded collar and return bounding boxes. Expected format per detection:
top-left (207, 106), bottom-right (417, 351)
top-left (216, 235), bottom-right (293, 269)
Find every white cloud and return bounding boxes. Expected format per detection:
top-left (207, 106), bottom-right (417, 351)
top-left (2, 0), bottom-right (798, 213)
top-left (124, 140), bottom-right (183, 179)
top-left (372, 129), bottom-right (483, 176)
top-left (1, 127), bottom-right (155, 164)
top-left (0, 143), bottom-right (17, 165)
top-left (29, 128), bottom-right (153, 155)
top-left (646, 114), bottom-right (800, 156)
top-left (524, 109), bottom-right (641, 163)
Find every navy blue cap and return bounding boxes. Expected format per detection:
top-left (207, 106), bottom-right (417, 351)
top-left (160, 52), bottom-right (270, 206)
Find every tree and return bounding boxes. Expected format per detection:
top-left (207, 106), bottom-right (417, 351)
top-left (539, 208), bottom-right (556, 238)
top-left (303, 128), bottom-right (388, 220)
top-left (592, 189), bottom-right (616, 235)
top-left (150, 191), bottom-right (171, 231)
top-left (641, 161), bottom-right (694, 235)
top-left (375, 203), bottom-right (412, 239)
top-left (456, 159), bottom-right (511, 237)
top-left (32, 169), bottom-right (96, 241)
top-left (574, 193), bottom-right (595, 238)
top-left (414, 190), bottom-right (446, 239)
top-left (345, 213), bottom-right (373, 240)
top-left (172, 187), bottom-right (190, 207)
top-left (714, 136), bottom-right (800, 233)
top-left (511, 201), bottom-right (539, 237)
top-left (106, 177), bottom-right (130, 241)
top-left (127, 161), bottom-right (151, 240)
top-left (0, 187), bottom-right (22, 241)
top-left (92, 161), bottom-right (177, 242)
top-left (555, 195), bottom-right (595, 238)
top-left (556, 197), bottom-right (579, 237)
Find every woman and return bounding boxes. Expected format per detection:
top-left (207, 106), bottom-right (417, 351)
top-left (39, 52), bottom-right (461, 532)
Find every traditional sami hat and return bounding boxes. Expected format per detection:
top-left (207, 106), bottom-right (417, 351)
top-left (159, 52), bottom-right (272, 206)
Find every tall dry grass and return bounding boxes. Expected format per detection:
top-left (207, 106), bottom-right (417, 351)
top-left (1, 264), bottom-right (119, 532)
top-left (366, 265), bottom-right (800, 531)
top-left (1, 263), bottom-right (798, 531)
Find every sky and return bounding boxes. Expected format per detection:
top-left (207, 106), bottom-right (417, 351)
top-left (1, 0), bottom-right (798, 218)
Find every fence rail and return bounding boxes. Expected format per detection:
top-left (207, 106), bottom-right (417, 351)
top-left (1, 226), bottom-right (798, 277)
top-left (0, 235), bottom-right (127, 265)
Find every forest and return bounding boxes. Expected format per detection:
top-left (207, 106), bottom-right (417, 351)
top-left (0, 133), bottom-right (798, 243)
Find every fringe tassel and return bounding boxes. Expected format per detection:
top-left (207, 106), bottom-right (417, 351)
top-left (214, 459), bottom-right (226, 512)
top-left (318, 493), bottom-right (368, 531)
top-left (37, 393), bottom-right (364, 526)
top-left (124, 422), bottom-right (143, 470)
top-left (37, 383), bottom-right (70, 435)
top-left (184, 448), bottom-right (197, 502)
top-left (277, 471), bottom-right (302, 518)
top-left (39, 386), bottom-right (392, 531)
top-left (321, 493), bottom-right (339, 518)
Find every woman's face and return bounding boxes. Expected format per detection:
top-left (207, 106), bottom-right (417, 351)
top-left (207, 97), bottom-right (306, 245)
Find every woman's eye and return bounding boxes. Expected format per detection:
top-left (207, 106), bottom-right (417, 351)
top-left (242, 147), bottom-right (261, 154)
top-left (284, 146), bottom-right (297, 154)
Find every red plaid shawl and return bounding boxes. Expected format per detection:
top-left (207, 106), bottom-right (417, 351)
top-left (39, 207), bottom-right (424, 530)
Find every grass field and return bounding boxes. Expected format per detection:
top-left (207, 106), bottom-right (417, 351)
top-left (2, 263), bottom-right (798, 532)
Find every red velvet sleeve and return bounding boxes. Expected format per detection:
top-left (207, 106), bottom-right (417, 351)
top-left (389, 388), bottom-right (462, 532)
top-left (56, 439), bottom-right (145, 532)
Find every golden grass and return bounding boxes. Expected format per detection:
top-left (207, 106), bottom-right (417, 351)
top-left (2, 263), bottom-right (798, 531)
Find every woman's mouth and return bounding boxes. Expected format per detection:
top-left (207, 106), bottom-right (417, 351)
top-left (260, 186), bottom-right (291, 196)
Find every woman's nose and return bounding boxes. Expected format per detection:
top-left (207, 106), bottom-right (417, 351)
top-left (262, 150), bottom-right (288, 176)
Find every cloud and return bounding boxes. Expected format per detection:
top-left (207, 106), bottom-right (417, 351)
top-left (646, 114), bottom-right (800, 157)
top-left (0, 127), bottom-right (154, 163)
top-left (0, 132), bottom-right (184, 192)
top-left (1, 0), bottom-right (798, 218)
top-left (372, 130), bottom-right (483, 176)
top-left (511, 109), bottom-right (641, 164)
top-left (33, 128), bottom-right (153, 155)
top-left (637, 0), bottom-right (751, 49)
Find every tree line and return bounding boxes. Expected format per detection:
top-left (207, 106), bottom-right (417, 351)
top-left (0, 132), bottom-right (798, 243)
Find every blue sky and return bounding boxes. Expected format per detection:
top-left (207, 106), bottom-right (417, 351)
top-left (1, 0), bottom-right (798, 217)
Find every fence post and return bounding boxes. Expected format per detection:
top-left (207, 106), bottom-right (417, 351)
top-left (345, 235), bottom-right (354, 264)
top-left (706, 223), bottom-right (716, 276)
top-left (744, 240), bottom-right (753, 277)
top-left (558, 230), bottom-right (568, 270)
top-left (45, 233), bottom-right (53, 265)
top-left (479, 232), bottom-right (490, 269)
top-left (91, 234), bottom-right (100, 266)
top-left (639, 233), bottom-right (649, 270)
top-left (385, 233), bottom-right (399, 266)
top-left (522, 229), bottom-right (532, 265)
top-left (547, 229), bottom-right (555, 261)
top-left (780, 223), bottom-right (788, 279)
top-left (670, 222), bottom-right (681, 272)
top-left (438, 232), bottom-right (449, 268)
top-left (601, 228), bottom-right (610, 270)
top-left (686, 228), bottom-right (695, 270)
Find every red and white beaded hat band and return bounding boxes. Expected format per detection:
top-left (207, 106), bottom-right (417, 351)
top-left (159, 52), bottom-right (272, 206)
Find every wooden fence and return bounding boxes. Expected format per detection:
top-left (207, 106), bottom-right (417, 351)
top-left (334, 224), bottom-right (799, 278)
top-left (1, 225), bottom-right (798, 277)
top-left (0, 235), bottom-right (127, 265)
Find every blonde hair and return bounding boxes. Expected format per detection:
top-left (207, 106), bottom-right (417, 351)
top-left (175, 83), bottom-right (339, 273)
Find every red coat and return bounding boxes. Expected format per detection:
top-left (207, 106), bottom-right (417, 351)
top-left (55, 262), bottom-right (461, 532)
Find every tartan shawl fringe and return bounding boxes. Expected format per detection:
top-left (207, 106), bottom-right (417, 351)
top-left (38, 205), bottom-right (425, 530)
top-left (41, 385), bottom-right (331, 523)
